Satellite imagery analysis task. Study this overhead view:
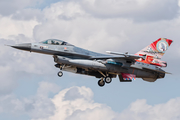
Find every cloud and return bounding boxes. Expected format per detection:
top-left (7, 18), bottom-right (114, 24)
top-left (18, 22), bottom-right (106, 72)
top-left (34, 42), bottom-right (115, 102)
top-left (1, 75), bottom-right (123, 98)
top-left (37, 86), bottom-right (180, 120)
top-left (0, 0), bottom-right (43, 16)
top-left (118, 98), bottom-right (180, 120)
top-left (37, 81), bottom-right (60, 98)
top-left (0, 82), bottom-right (60, 118)
top-left (2, 0), bottom-right (178, 22)
top-left (12, 8), bottom-right (43, 21)
top-left (79, 0), bottom-right (179, 22)
top-left (0, 16), bottom-right (39, 39)
top-left (43, 1), bottom-right (86, 21)
top-left (32, 86), bottom-right (116, 120)
top-left (1, 86), bottom-right (174, 120)
top-left (0, 82), bottom-right (180, 120)
top-left (64, 87), bottom-right (84, 101)
top-left (0, 65), bottom-right (17, 95)
top-left (0, 36), bottom-right (56, 94)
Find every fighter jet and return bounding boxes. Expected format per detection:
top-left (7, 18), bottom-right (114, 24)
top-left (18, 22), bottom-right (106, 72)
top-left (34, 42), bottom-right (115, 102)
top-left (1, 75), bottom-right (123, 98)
top-left (9, 38), bottom-right (173, 87)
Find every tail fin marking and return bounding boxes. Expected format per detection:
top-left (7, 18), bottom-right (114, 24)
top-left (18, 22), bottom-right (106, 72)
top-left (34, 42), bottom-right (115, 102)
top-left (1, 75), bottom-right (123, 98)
top-left (136, 38), bottom-right (173, 59)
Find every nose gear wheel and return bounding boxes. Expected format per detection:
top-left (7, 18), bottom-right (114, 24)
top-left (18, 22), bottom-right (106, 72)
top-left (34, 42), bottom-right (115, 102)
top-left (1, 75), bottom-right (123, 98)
top-left (57, 71), bottom-right (63, 77)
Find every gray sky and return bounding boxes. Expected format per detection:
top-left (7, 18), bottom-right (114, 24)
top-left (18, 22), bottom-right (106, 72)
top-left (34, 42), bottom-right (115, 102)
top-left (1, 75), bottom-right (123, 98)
top-left (0, 0), bottom-right (180, 120)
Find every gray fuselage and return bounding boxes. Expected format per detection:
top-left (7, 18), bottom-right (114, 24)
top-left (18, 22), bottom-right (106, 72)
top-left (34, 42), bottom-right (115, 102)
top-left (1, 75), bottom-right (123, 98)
top-left (11, 39), bottom-right (165, 82)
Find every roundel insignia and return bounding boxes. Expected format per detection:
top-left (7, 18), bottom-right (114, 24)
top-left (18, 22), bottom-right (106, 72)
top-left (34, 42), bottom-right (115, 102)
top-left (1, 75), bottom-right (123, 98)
top-left (156, 40), bottom-right (168, 53)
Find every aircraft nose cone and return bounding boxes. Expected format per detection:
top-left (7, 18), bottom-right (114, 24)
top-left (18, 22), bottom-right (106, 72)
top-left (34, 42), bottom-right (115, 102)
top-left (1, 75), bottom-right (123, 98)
top-left (11, 43), bottom-right (31, 51)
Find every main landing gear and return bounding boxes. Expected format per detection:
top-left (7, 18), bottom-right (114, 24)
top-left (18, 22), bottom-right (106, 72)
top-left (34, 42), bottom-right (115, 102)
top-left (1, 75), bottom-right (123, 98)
top-left (55, 64), bottom-right (112, 87)
top-left (97, 71), bottom-right (112, 87)
top-left (98, 78), bottom-right (105, 87)
top-left (56, 64), bottom-right (64, 77)
top-left (98, 77), bottom-right (112, 87)
top-left (105, 76), bottom-right (112, 83)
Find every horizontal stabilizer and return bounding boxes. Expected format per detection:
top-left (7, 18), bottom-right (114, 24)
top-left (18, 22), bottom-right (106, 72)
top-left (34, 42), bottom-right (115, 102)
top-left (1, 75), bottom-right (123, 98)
top-left (142, 67), bottom-right (172, 74)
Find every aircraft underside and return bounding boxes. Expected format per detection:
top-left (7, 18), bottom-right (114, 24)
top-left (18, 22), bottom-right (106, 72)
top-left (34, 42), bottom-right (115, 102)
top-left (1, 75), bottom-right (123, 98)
top-left (55, 63), bottom-right (116, 87)
top-left (54, 55), bottom-right (165, 87)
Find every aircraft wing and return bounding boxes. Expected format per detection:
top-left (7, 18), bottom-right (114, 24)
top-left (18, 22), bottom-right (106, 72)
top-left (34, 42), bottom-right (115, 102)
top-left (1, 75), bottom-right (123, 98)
top-left (90, 54), bottom-right (145, 61)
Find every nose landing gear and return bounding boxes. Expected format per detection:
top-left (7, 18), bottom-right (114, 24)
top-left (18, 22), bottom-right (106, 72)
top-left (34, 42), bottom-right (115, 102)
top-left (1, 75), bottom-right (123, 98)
top-left (57, 71), bottom-right (63, 77)
top-left (55, 64), bottom-right (65, 77)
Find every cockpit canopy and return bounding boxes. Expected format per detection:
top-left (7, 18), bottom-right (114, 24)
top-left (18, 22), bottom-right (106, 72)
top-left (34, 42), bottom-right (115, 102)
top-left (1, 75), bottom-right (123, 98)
top-left (40, 39), bottom-right (73, 46)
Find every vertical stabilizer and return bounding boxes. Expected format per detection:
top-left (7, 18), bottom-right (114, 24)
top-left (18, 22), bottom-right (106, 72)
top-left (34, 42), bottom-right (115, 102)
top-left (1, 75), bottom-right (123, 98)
top-left (135, 38), bottom-right (173, 59)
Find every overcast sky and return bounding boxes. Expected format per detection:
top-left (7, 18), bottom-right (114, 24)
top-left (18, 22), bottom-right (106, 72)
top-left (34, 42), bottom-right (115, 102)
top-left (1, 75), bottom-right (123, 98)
top-left (0, 0), bottom-right (180, 120)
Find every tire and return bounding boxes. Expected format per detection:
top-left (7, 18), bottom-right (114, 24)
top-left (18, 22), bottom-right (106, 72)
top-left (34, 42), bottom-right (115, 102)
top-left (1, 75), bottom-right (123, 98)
top-left (98, 80), bottom-right (105, 87)
top-left (57, 71), bottom-right (63, 77)
top-left (105, 77), bottom-right (112, 84)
